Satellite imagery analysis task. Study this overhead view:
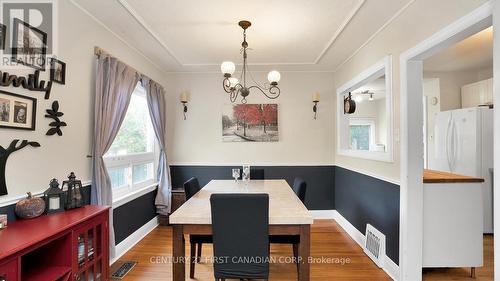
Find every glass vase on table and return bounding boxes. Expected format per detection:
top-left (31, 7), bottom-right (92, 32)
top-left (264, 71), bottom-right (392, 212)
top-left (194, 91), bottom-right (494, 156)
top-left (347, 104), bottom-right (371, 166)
top-left (232, 168), bottom-right (240, 182)
top-left (242, 164), bottom-right (251, 184)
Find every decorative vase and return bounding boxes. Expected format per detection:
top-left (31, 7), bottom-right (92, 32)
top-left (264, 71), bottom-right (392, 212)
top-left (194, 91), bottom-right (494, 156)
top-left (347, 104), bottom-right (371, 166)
top-left (15, 192), bottom-right (45, 219)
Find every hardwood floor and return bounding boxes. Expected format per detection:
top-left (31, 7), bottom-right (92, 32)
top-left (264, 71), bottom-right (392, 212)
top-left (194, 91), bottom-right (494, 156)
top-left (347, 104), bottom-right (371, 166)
top-left (422, 234), bottom-right (493, 281)
top-left (112, 220), bottom-right (392, 280)
top-left (112, 221), bottom-right (494, 281)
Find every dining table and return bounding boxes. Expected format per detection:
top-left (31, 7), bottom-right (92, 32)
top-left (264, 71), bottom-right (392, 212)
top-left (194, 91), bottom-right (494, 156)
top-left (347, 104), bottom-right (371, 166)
top-left (169, 179), bottom-right (314, 281)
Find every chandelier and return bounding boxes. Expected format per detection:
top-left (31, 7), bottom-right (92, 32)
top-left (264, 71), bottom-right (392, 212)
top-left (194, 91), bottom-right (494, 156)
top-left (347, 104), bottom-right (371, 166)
top-left (221, 20), bottom-right (281, 104)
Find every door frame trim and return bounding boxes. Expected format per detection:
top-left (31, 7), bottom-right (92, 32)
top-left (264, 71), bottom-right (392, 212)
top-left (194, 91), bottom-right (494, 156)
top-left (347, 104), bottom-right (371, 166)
top-left (399, 2), bottom-right (494, 280)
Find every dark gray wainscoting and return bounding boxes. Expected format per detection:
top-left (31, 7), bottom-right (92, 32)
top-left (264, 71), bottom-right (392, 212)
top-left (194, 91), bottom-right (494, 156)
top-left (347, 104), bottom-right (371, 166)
top-left (169, 165), bottom-right (335, 210)
top-left (334, 166), bottom-right (400, 264)
top-left (113, 189), bottom-right (157, 244)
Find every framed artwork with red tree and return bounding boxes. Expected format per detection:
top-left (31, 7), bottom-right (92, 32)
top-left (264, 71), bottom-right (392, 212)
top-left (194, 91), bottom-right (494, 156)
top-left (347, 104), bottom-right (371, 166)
top-left (222, 104), bottom-right (278, 142)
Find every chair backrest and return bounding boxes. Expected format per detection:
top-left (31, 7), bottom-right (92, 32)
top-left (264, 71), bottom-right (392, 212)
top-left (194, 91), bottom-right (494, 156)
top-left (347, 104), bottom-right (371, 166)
top-left (183, 177), bottom-right (201, 200)
top-left (250, 168), bottom-right (265, 180)
top-left (292, 177), bottom-right (307, 203)
top-left (210, 193), bottom-right (269, 280)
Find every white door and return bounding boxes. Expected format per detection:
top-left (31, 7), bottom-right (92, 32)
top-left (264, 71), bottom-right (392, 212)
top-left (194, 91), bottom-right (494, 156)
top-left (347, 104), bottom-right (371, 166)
top-left (430, 111), bottom-right (452, 172)
top-left (423, 78), bottom-right (441, 168)
top-left (450, 108), bottom-right (480, 177)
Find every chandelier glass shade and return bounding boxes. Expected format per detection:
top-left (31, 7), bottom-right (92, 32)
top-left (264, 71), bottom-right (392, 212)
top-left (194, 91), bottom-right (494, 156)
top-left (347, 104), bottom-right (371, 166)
top-left (221, 20), bottom-right (281, 103)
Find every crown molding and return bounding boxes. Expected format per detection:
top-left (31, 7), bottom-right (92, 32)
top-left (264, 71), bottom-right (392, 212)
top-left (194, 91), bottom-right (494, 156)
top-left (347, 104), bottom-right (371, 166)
top-left (68, 0), bottom-right (168, 75)
top-left (118, 0), bottom-right (365, 66)
top-left (314, 0), bottom-right (365, 64)
top-left (164, 69), bottom-right (337, 74)
top-left (334, 0), bottom-right (416, 72)
top-left (117, 0), bottom-right (182, 66)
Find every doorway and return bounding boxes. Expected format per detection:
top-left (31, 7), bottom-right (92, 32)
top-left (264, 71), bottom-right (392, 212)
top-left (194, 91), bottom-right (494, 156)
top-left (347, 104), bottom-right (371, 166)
top-left (399, 2), bottom-right (496, 281)
top-left (421, 26), bottom-right (493, 280)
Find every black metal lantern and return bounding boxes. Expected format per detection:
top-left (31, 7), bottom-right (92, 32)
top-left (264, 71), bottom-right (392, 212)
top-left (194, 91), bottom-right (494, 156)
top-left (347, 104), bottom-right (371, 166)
top-left (44, 179), bottom-right (65, 214)
top-left (63, 172), bottom-right (84, 210)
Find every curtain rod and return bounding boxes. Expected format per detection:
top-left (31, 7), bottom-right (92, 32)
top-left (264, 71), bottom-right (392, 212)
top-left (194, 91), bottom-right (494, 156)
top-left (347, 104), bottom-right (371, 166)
top-left (93, 46), bottom-right (164, 90)
top-left (94, 46), bottom-right (136, 70)
top-left (94, 46), bottom-right (109, 57)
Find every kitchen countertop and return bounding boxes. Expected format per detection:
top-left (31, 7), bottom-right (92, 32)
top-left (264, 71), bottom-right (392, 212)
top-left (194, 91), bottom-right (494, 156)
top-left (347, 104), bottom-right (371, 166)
top-left (423, 169), bottom-right (485, 184)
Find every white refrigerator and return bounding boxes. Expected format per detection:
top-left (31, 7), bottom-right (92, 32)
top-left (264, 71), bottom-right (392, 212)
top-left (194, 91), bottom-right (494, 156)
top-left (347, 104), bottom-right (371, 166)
top-left (430, 107), bottom-right (494, 233)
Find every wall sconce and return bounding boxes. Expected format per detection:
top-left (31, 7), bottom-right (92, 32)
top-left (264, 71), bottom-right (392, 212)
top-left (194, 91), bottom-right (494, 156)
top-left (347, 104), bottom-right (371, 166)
top-left (180, 91), bottom-right (190, 120)
top-left (312, 92), bottom-right (320, 119)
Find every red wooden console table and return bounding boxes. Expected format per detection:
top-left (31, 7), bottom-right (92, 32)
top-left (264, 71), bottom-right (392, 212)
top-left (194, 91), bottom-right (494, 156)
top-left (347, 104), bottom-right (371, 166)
top-left (0, 205), bottom-right (109, 281)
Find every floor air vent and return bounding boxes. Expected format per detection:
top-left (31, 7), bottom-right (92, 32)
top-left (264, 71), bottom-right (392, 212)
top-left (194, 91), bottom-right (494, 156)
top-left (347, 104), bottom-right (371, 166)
top-left (364, 224), bottom-right (385, 268)
top-left (111, 261), bottom-right (137, 279)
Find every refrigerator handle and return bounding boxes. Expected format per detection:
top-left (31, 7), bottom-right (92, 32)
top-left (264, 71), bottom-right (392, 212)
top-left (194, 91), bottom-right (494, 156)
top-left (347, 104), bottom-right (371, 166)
top-left (449, 120), bottom-right (456, 171)
top-left (445, 116), bottom-right (452, 171)
top-left (452, 120), bottom-right (459, 171)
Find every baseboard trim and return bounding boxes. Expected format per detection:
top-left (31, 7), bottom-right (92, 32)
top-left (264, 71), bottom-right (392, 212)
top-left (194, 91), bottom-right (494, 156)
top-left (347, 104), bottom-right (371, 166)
top-left (309, 210), bottom-right (336, 219)
top-left (111, 215), bottom-right (159, 265)
top-left (332, 210), bottom-right (400, 280)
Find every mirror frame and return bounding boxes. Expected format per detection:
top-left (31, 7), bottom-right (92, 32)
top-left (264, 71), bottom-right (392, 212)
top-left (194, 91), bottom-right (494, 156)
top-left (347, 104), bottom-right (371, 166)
top-left (336, 55), bottom-right (394, 162)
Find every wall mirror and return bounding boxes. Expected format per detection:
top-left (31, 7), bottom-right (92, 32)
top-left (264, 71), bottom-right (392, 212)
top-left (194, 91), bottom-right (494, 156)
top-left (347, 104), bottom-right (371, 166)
top-left (336, 55), bottom-right (394, 162)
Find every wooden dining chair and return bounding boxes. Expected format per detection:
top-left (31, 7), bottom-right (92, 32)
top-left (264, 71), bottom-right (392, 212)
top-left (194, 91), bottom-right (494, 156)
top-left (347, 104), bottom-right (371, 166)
top-left (183, 177), bottom-right (213, 278)
top-left (210, 193), bottom-right (270, 281)
top-left (269, 177), bottom-right (307, 272)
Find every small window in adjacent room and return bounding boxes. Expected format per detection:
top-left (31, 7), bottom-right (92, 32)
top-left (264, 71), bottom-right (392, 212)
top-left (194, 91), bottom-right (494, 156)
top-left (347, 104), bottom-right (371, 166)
top-left (104, 82), bottom-right (158, 199)
top-left (349, 119), bottom-right (375, 151)
top-left (336, 55), bottom-right (393, 162)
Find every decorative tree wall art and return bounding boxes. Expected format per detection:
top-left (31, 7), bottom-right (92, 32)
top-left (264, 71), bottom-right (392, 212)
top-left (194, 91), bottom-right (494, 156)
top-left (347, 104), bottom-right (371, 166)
top-left (45, 101), bottom-right (66, 136)
top-left (0, 140), bottom-right (40, 196)
top-left (222, 104), bottom-right (278, 142)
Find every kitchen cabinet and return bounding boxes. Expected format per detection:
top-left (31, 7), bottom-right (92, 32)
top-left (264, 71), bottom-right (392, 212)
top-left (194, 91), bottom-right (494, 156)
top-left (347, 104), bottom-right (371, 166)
top-left (461, 78), bottom-right (493, 108)
top-left (423, 170), bottom-right (484, 277)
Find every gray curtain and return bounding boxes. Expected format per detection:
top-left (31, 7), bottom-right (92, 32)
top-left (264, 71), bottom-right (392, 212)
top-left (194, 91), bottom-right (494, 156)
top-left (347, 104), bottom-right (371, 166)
top-left (143, 78), bottom-right (172, 215)
top-left (92, 55), bottom-right (140, 258)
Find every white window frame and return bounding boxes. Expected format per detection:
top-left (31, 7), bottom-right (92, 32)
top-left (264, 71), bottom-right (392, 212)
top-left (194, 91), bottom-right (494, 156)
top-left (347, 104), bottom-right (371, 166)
top-left (336, 55), bottom-right (394, 162)
top-left (103, 83), bottom-right (160, 203)
top-left (349, 118), bottom-right (376, 151)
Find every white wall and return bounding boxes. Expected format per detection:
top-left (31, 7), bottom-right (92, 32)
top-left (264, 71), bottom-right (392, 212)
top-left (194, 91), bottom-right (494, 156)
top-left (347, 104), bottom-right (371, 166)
top-left (164, 72), bottom-right (335, 165)
top-left (0, 0), bottom-right (167, 204)
top-left (333, 0), bottom-right (488, 181)
top-left (424, 66), bottom-right (493, 111)
top-left (423, 78), bottom-right (440, 168)
top-left (0, 0), bottom-right (487, 204)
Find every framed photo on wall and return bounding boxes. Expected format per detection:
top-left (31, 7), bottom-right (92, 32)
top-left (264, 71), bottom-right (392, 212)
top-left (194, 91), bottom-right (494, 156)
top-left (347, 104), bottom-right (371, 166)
top-left (50, 58), bottom-right (66, 84)
top-left (11, 18), bottom-right (47, 70)
top-left (0, 23), bottom-right (6, 50)
top-left (222, 103), bottom-right (279, 142)
top-left (0, 90), bottom-right (37, 130)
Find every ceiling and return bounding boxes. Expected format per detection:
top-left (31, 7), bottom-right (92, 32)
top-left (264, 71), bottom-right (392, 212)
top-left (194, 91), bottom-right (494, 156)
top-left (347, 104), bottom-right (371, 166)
top-left (73, 0), bottom-right (415, 72)
top-left (424, 27), bottom-right (493, 72)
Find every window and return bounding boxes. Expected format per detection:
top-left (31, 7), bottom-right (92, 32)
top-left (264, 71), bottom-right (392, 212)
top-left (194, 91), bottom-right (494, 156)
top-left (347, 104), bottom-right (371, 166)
top-left (336, 55), bottom-right (394, 162)
top-left (349, 119), bottom-right (375, 151)
top-left (104, 82), bottom-right (158, 199)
